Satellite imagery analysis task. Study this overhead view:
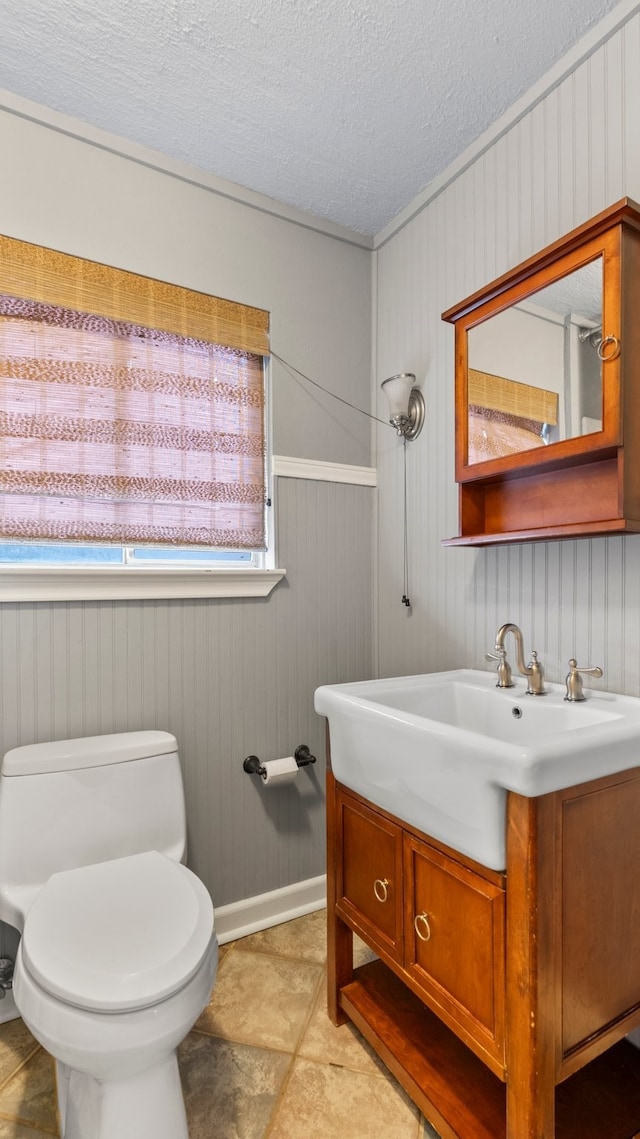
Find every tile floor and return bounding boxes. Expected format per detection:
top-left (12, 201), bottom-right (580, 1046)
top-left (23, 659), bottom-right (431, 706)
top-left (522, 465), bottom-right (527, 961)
top-left (0, 909), bottom-right (441, 1138)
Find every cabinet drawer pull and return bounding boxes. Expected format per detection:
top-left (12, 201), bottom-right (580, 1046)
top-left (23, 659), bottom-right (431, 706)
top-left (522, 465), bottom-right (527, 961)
top-left (373, 878), bottom-right (389, 903)
top-left (414, 912), bottom-right (431, 942)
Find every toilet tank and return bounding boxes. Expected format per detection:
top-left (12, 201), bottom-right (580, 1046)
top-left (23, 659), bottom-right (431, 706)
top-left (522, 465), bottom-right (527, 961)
top-left (0, 731), bottom-right (187, 929)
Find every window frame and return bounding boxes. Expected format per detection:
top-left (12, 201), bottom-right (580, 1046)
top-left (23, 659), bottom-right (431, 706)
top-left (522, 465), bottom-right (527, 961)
top-left (0, 564), bottom-right (286, 602)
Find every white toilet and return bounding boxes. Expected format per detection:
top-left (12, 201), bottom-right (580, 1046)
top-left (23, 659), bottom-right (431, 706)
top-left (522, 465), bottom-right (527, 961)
top-left (0, 730), bottom-right (218, 1139)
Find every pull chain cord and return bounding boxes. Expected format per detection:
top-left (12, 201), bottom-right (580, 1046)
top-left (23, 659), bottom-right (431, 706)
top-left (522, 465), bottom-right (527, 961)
top-left (402, 436), bottom-right (411, 607)
top-left (270, 351), bottom-right (393, 429)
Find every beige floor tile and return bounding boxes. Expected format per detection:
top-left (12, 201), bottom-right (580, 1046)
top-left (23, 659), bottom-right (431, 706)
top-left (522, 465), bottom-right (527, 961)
top-left (0, 1049), bottom-right (58, 1135)
top-left (233, 910), bottom-right (327, 964)
top-left (0, 1121), bottom-right (55, 1138)
top-left (0, 1022), bottom-right (40, 1090)
top-left (268, 1056), bottom-right (420, 1139)
top-left (179, 1031), bottom-right (290, 1139)
top-left (297, 981), bottom-right (385, 1076)
top-left (195, 949), bottom-right (322, 1052)
top-left (234, 909), bottom-right (378, 974)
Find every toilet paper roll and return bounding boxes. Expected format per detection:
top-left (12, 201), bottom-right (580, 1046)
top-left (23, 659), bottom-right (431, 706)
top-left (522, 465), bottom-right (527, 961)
top-left (261, 756), bottom-right (299, 786)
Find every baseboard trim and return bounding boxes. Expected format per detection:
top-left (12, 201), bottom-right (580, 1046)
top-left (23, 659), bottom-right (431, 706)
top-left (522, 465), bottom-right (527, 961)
top-left (214, 874), bottom-right (327, 945)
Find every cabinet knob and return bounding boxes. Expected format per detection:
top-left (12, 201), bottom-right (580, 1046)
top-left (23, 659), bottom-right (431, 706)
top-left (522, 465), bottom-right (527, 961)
top-left (414, 911), bottom-right (432, 942)
top-left (373, 878), bottom-right (389, 903)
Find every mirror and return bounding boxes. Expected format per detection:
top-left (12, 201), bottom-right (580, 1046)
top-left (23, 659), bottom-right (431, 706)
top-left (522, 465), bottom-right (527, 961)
top-left (466, 258), bottom-right (603, 466)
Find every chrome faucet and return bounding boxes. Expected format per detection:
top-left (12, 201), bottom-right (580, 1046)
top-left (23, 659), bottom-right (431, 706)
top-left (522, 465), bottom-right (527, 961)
top-left (486, 623), bottom-right (546, 695)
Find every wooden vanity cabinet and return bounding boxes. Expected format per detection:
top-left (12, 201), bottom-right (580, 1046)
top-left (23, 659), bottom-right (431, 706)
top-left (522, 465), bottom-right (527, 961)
top-left (327, 757), bottom-right (640, 1139)
top-left (335, 789), bottom-right (506, 1074)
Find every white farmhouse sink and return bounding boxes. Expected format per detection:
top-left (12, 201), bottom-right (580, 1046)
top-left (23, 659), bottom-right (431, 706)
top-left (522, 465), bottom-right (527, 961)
top-left (314, 669), bottom-right (640, 870)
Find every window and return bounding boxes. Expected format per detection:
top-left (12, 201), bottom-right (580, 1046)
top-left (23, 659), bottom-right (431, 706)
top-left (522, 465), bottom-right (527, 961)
top-left (0, 235), bottom-right (283, 600)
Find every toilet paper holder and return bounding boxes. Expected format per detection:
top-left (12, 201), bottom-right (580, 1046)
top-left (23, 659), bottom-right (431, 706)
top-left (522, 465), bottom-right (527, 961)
top-left (243, 745), bottom-right (317, 778)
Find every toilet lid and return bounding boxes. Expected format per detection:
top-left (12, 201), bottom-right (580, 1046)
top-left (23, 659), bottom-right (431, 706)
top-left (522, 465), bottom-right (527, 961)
top-left (21, 851), bottom-right (214, 1013)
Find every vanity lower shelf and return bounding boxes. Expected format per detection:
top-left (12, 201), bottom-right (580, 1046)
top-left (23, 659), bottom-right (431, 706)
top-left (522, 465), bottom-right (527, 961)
top-left (343, 960), bottom-right (640, 1139)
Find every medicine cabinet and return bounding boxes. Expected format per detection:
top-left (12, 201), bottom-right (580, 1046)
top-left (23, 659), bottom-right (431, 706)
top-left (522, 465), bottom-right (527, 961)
top-left (442, 198), bottom-right (640, 546)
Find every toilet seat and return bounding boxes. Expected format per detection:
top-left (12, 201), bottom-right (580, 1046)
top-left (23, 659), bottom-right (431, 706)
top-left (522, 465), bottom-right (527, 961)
top-left (21, 851), bottom-right (214, 1013)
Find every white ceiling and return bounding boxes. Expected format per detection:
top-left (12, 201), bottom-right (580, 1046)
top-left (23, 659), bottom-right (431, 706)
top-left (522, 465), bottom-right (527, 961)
top-left (0, 0), bottom-right (626, 236)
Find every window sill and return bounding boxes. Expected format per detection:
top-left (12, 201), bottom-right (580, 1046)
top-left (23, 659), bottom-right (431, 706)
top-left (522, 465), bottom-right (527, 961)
top-left (0, 566), bottom-right (287, 603)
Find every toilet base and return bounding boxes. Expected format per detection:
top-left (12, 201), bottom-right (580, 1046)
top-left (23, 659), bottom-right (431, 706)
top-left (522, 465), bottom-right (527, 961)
top-left (13, 935), bottom-right (217, 1139)
top-left (57, 1051), bottom-right (188, 1139)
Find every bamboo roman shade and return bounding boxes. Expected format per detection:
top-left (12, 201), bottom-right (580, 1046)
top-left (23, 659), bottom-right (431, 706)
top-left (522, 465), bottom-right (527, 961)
top-left (0, 236), bottom-right (269, 549)
top-left (468, 369), bottom-right (558, 426)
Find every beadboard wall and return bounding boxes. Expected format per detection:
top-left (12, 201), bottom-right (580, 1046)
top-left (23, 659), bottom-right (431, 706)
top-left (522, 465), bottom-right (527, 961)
top-left (374, 8), bottom-right (640, 695)
top-left (0, 476), bottom-right (372, 911)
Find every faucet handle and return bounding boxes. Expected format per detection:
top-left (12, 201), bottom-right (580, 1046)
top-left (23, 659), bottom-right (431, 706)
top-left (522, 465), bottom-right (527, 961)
top-left (525, 649), bottom-right (546, 696)
top-left (485, 647), bottom-right (514, 688)
top-left (564, 658), bottom-right (603, 702)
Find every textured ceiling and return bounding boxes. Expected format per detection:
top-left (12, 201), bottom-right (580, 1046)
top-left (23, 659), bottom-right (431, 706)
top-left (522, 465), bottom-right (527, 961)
top-left (0, 0), bottom-right (626, 235)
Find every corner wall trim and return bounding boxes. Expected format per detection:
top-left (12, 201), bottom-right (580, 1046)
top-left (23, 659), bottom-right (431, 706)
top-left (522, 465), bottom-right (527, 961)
top-left (272, 455), bottom-right (377, 486)
top-left (214, 874), bottom-right (327, 945)
top-left (0, 88), bottom-right (372, 252)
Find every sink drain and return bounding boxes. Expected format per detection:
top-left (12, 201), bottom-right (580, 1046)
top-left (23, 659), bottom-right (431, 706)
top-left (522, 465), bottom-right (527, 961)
top-left (512, 706), bottom-right (523, 719)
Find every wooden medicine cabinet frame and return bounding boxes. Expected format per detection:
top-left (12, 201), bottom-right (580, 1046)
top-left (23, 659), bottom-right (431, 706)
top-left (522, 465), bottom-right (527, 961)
top-left (442, 198), bottom-right (640, 546)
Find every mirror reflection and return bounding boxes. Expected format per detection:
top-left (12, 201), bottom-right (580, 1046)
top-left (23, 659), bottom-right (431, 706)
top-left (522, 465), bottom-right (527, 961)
top-left (466, 258), bottom-right (603, 465)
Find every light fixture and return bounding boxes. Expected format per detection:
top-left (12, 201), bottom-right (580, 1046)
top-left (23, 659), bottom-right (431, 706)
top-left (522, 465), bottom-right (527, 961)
top-left (381, 373), bottom-right (425, 440)
top-left (380, 373), bottom-right (425, 610)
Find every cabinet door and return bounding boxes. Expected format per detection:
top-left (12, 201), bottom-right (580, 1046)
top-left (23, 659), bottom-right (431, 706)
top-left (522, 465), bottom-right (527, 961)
top-left (336, 790), bottom-right (403, 963)
top-left (404, 833), bottom-right (505, 1068)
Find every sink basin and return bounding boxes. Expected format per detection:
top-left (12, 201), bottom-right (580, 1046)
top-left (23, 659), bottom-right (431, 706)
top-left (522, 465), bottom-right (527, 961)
top-left (314, 669), bottom-right (640, 870)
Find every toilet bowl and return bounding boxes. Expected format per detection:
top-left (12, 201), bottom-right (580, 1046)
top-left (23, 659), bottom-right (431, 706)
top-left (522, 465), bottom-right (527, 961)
top-left (14, 851), bottom-right (217, 1139)
top-left (0, 731), bottom-right (219, 1139)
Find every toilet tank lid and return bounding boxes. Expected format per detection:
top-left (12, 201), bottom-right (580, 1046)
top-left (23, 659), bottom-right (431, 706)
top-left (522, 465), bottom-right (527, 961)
top-left (2, 731), bottom-right (178, 776)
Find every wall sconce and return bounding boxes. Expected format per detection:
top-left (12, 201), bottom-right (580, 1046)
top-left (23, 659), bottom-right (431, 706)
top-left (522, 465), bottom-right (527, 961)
top-left (381, 373), bottom-right (425, 440)
top-left (380, 373), bottom-right (425, 610)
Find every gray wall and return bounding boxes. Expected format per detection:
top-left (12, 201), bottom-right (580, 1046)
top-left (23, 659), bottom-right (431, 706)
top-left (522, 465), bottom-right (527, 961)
top-left (0, 478), bottom-right (372, 906)
top-left (374, 10), bottom-right (640, 695)
top-left (0, 100), bottom-right (374, 910)
top-left (0, 102), bottom-right (372, 467)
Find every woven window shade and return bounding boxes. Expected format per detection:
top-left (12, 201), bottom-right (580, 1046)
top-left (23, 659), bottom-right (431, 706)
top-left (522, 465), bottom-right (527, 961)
top-left (468, 369), bottom-right (558, 426)
top-left (0, 236), bottom-right (269, 549)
